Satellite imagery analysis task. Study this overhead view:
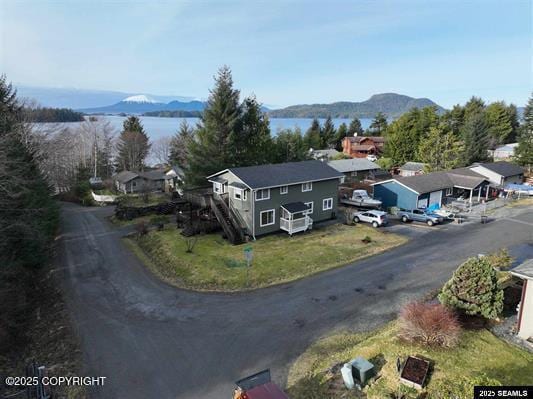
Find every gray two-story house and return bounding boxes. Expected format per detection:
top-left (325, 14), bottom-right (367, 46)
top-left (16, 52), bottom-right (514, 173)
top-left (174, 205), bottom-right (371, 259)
top-left (207, 160), bottom-right (343, 239)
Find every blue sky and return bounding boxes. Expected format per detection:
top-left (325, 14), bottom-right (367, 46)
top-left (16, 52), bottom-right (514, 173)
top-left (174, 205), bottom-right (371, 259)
top-left (1, 0), bottom-right (531, 108)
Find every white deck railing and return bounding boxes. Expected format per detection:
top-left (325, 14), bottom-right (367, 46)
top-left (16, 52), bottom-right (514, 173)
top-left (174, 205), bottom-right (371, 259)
top-left (280, 216), bottom-right (312, 235)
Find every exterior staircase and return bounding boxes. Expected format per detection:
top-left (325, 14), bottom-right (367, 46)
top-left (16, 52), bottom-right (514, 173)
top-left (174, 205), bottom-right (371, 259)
top-left (209, 196), bottom-right (244, 245)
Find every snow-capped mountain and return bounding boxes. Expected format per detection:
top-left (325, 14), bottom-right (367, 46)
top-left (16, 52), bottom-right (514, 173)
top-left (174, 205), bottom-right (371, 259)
top-left (122, 94), bottom-right (161, 104)
top-left (79, 97), bottom-right (206, 114)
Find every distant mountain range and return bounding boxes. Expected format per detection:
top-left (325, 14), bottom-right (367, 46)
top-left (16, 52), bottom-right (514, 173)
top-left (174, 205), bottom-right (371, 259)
top-left (16, 85), bottom-right (447, 120)
top-left (14, 85), bottom-right (198, 110)
top-left (79, 94), bottom-right (206, 114)
top-left (268, 93), bottom-right (446, 118)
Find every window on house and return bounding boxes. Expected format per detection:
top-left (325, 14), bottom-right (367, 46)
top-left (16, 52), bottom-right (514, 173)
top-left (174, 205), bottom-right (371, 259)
top-left (260, 209), bottom-right (275, 226)
top-left (213, 182), bottom-right (223, 194)
top-left (234, 188), bottom-right (247, 200)
top-left (304, 201), bottom-right (313, 214)
top-left (302, 182), bottom-right (313, 192)
top-left (280, 186), bottom-right (288, 194)
top-left (255, 189), bottom-right (270, 201)
top-left (323, 198), bottom-right (333, 210)
top-left (445, 188), bottom-right (453, 196)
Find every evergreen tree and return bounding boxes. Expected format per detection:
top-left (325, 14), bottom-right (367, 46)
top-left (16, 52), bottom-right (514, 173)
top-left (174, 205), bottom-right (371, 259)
top-left (462, 112), bottom-right (489, 165)
top-left (229, 95), bottom-right (272, 166)
top-left (442, 105), bottom-right (465, 136)
top-left (272, 128), bottom-right (308, 163)
top-left (0, 75), bottom-right (58, 269)
top-left (169, 120), bottom-right (194, 167)
top-left (485, 102), bottom-right (514, 146)
top-left (347, 117), bottom-right (364, 136)
top-left (384, 107), bottom-right (439, 166)
top-left (463, 96), bottom-right (485, 121)
top-left (303, 118), bottom-right (322, 150)
top-left (367, 112), bottom-right (388, 135)
top-left (320, 116), bottom-right (336, 149)
top-left (439, 257), bottom-right (504, 320)
top-left (186, 66), bottom-right (242, 186)
top-left (514, 94), bottom-right (533, 172)
top-left (115, 116), bottom-right (151, 171)
top-left (418, 124), bottom-right (463, 171)
top-left (334, 122), bottom-right (348, 151)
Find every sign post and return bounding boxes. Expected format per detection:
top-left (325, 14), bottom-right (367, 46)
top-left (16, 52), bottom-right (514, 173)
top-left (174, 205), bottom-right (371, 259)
top-left (244, 246), bottom-right (253, 287)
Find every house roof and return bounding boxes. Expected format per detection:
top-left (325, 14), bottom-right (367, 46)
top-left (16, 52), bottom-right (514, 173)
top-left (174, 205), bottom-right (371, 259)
top-left (473, 162), bottom-right (524, 177)
top-left (328, 158), bottom-right (380, 173)
top-left (511, 258), bottom-right (533, 280)
top-left (400, 162), bottom-right (426, 171)
top-left (281, 201), bottom-right (310, 214)
top-left (378, 167), bottom-right (488, 194)
top-left (229, 181), bottom-right (248, 190)
top-left (138, 170), bottom-right (166, 181)
top-left (208, 160), bottom-right (343, 190)
top-left (345, 136), bottom-right (385, 144)
top-left (352, 144), bottom-right (376, 151)
top-left (311, 149), bottom-right (340, 157)
top-left (113, 170), bottom-right (139, 183)
top-left (167, 165), bottom-right (184, 177)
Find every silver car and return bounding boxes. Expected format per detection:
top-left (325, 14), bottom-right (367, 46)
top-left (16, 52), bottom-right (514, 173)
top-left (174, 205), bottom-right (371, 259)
top-left (352, 210), bottom-right (388, 227)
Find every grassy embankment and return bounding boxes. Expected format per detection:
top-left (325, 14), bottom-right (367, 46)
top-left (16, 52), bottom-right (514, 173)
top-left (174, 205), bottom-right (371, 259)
top-left (126, 223), bottom-right (407, 291)
top-left (287, 322), bottom-right (533, 398)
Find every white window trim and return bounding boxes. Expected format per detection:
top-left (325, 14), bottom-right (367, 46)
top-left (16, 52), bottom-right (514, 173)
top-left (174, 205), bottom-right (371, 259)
top-left (445, 187), bottom-right (453, 196)
top-left (234, 188), bottom-right (247, 201)
top-left (304, 201), bottom-right (314, 214)
top-left (280, 185), bottom-right (288, 195)
top-left (302, 182), bottom-right (313, 192)
top-left (255, 188), bottom-right (270, 201)
top-left (323, 197), bottom-right (333, 211)
top-left (260, 209), bottom-right (275, 227)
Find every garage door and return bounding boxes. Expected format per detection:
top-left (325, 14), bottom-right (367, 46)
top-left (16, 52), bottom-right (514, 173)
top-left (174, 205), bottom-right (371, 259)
top-left (429, 190), bottom-right (442, 207)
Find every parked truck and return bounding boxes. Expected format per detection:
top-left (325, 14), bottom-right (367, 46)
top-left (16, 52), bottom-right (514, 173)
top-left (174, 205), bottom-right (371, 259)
top-left (397, 208), bottom-right (443, 226)
top-left (340, 189), bottom-right (382, 209)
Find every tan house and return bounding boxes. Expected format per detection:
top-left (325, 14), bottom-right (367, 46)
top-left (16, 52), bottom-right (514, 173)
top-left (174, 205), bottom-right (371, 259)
top-left (511, 259), bottom-right (533, 340)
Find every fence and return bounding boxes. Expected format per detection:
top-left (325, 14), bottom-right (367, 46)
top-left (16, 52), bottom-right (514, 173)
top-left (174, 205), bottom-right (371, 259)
top-left (91, 191), bottom-right (117, 204)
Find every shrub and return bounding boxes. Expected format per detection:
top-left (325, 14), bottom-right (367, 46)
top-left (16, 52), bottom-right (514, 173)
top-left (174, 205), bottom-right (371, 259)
top-left (485, 248), bottom-right (514, 270)
top-left (399, 302), bottom-right (460, 347)
top-left (362, 235), bottom-right (372, 243)
top-left (439, 256), bottom-right (504, 320)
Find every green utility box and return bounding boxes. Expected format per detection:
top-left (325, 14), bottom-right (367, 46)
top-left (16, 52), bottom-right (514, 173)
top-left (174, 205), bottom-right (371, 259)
top-left (350, 356), bottom-right (374, 385)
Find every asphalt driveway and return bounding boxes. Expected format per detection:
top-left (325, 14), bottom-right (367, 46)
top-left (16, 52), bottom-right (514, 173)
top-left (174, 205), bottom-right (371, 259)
top-left (57, 203), bottom-right (533, 399)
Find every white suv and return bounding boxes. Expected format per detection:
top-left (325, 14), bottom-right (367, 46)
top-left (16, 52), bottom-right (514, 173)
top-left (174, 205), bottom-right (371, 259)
top-left (352, 210), bottom-right (388, 227)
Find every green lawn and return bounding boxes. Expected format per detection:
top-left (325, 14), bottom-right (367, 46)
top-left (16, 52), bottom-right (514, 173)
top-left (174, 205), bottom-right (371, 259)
top-left (127, 223), bottom-right (407, 291)
top-left (287, 322), bottom-right (533, 399)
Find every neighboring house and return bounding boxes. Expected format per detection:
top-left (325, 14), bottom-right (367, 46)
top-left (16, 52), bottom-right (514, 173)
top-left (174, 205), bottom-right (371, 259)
top-left (342, 135), bottom-right (385, 158)
top-left (113, 170), bottom-right (166, 194)
top-left (492, 143), bottom-right (518, 160)
top-left (165, 165), bottom-right (185, 192)
top-left (328, 158), bottom-right (383, 183)
top-left (469, 161), bottom-right (524, 187)
top-left (510, 259), bottom-right (533, 340)
top-left (207, 160), bottom-right (343, 238)
top-left (310, 148), bottom-right (341, 162)
top-left (398, 162), bottom-right (426, 177)
top-left (373, 167), bottom-right (490, 210)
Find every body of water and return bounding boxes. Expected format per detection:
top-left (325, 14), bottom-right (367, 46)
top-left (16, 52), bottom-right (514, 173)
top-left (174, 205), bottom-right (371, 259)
top-left (41, 115), bottom-right (373, 141)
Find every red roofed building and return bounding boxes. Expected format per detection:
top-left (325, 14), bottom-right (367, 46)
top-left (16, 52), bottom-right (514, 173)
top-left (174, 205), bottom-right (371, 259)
top-left (342, 135), bottom-right (385, 158)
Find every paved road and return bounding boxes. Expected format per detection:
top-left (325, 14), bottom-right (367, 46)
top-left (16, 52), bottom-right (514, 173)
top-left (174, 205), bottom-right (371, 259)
top-left (57, 203), bottom-right (533, 399)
